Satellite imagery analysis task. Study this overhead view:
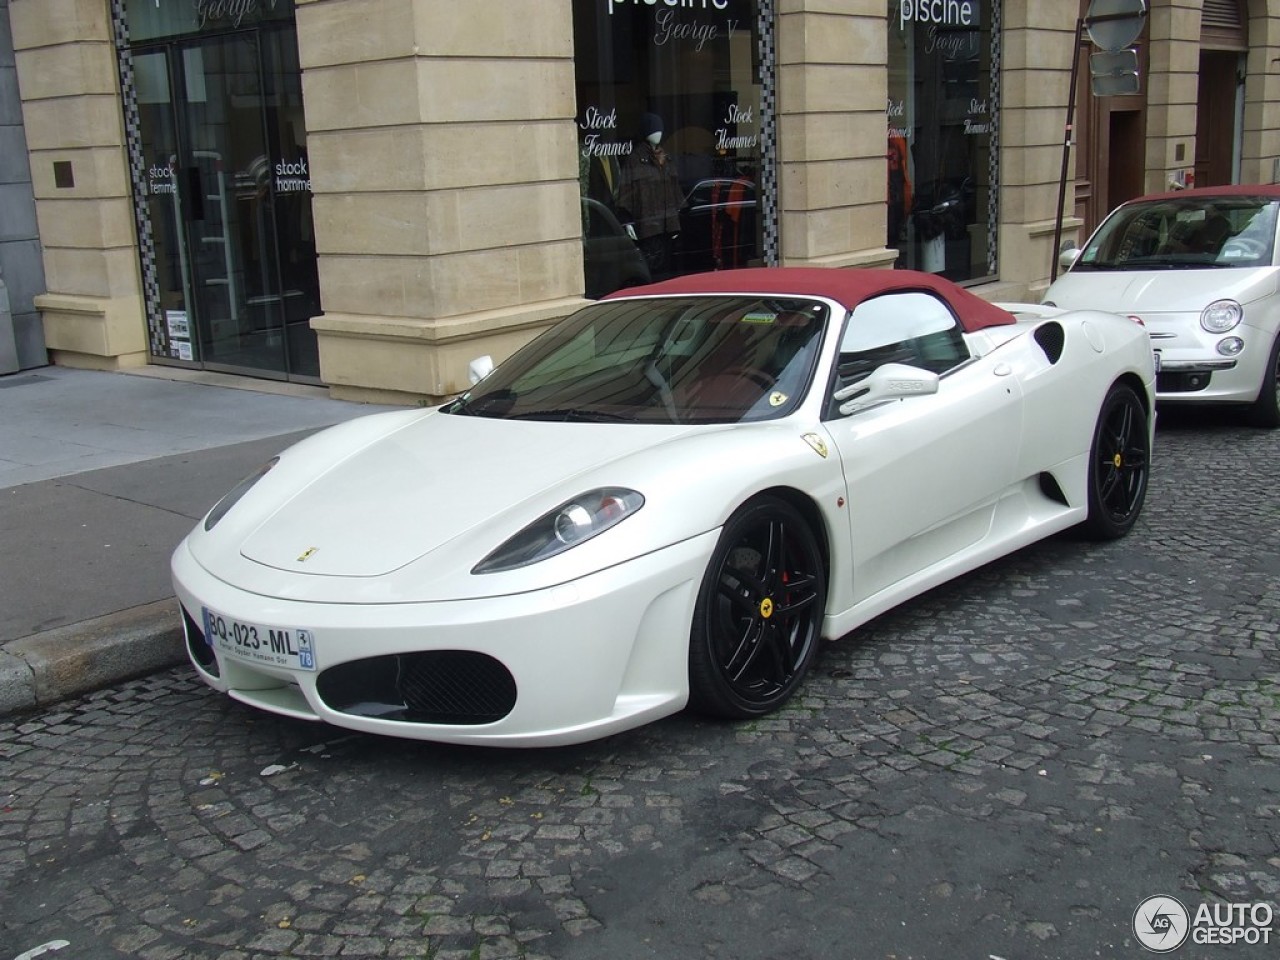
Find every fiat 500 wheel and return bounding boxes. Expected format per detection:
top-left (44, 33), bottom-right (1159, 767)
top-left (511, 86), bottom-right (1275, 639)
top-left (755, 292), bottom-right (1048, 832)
top-left (1245, 333), bottom-right (1280, 428)
top-left (687, 497), bottom-right (827, 719)
top-left (1081, 382), bottom-right (1150, 540)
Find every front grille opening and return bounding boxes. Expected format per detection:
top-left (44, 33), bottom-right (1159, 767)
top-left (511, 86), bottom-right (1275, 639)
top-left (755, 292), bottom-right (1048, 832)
top-left (316, 651), bottom-right (517, 725)
top-left (182, 606), bottom-right (219, 677)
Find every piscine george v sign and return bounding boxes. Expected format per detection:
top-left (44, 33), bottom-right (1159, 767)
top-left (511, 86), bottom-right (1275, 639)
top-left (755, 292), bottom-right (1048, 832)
top-left (897, 0), bottom-right (976, 31)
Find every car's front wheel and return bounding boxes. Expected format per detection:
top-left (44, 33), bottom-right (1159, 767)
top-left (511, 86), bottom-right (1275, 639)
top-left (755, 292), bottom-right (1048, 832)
top-left (687, 497), bottom-right (827, 719)
top-left (1080, 382), bottom-right (1150, 540)
top-left (1245, 333), bottom-right (1280, 428)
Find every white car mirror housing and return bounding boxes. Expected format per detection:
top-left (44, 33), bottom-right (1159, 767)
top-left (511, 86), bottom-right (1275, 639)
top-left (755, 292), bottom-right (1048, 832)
top-left (1058, 242), bottom-right (1081, 271)
top-left (468, 355), bottom-right (495, 385)
top-left (835, 363), bottom-right (940, 416)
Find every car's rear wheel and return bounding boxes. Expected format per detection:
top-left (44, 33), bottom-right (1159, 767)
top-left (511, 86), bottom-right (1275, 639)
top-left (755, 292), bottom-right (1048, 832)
top-left (1080, 382), bottom-right (1150, 540)
top-left (1245, 333), bottom-right (1280, 428)
top-left (687, 497), bottom-right (826, 719)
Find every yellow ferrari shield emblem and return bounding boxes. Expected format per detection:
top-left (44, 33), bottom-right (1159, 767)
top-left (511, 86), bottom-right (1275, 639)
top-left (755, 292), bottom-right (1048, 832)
top-left (759, 597), bottom-right (774, 618)
top-left (802, 433), bottom-right (829, 459)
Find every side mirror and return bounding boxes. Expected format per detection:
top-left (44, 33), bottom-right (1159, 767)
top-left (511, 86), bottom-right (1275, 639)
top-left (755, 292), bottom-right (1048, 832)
top-left (834, 363), bottom-right (939, 416)
top-left (1058, 241), bottom-right (1081, 271)
top-left (468, 355), bottom-right (495, 385)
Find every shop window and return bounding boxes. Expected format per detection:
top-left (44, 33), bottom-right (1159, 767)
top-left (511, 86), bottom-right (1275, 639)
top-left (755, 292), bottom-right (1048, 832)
top-left (117, 0), bottom-right (320, 381)
top-left (888, 0), bottom-right (998, 282)
top-left (572, 0), bottom-right (764, 297)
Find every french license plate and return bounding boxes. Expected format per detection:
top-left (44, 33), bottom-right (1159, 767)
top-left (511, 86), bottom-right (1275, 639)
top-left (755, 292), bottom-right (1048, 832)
top-left (202, 607), bottom-right (317, 671)
top-left (1153, 350), bottom-right (1162, 373)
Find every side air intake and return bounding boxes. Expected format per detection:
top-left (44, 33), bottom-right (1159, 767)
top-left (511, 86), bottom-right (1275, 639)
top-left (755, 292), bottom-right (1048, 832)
top-left (1038, 472), bottom-right (1069, 506)
top-left (1033, 322), bottom-right (1066, 364)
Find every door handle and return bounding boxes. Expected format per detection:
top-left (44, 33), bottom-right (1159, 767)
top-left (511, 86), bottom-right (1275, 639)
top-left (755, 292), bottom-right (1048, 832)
top-left (993, 362), bottom-right (1013, 377)
top-left (183, 166), bottom-right (205, 220)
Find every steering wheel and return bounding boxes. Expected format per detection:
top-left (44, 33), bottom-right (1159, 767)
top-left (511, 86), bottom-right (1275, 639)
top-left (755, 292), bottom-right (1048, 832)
top-left (645, 361), bottom-right (681, 425)
top-left (1222, 237), bottom-right (1267, 260)
top-left (725, 366), bottom-right (775, 389)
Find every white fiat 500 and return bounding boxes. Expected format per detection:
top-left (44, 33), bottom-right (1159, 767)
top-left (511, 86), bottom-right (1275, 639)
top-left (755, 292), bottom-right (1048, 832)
top-left (173, 268), bottom-right (1155, 747)
top-left (1044, 185), bottom-right (1280, 427)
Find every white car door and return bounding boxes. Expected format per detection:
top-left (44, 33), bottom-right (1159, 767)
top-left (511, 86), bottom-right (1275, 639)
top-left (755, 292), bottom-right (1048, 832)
top-left (824, 290), bottom-right (1023, 604)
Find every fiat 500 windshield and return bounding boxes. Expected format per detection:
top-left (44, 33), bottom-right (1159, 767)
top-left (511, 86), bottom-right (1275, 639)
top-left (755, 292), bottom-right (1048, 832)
top-left (447, 296), bottom-right (829, 425)
top-left (1073, 196), bottom-right (1280, 271)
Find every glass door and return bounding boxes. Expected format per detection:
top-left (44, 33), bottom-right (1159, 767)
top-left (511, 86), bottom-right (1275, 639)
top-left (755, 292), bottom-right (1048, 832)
top-left (133, 27), bottom-right (320, 380)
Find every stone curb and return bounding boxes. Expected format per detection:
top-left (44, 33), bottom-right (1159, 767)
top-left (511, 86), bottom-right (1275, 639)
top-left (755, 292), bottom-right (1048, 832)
top-left (0, 600), bottom-right (186, 718)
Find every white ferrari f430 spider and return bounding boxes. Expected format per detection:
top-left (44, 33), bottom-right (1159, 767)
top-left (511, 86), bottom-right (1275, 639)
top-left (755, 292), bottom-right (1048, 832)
top-left (172, 268), bottom-right (1155, 746)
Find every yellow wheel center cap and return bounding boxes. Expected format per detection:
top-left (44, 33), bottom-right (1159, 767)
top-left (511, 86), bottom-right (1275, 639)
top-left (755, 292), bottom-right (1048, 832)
top-left (1113, 452), bottom-right (1124, 468)
top-left (759, 597), bottom-right (774, 618)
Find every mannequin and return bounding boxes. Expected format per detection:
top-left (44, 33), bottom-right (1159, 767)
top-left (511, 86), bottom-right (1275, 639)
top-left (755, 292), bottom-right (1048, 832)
top-left (886, 134), bottom-right (912, 247)
top-left (617, 112), bottom-right (683, 278)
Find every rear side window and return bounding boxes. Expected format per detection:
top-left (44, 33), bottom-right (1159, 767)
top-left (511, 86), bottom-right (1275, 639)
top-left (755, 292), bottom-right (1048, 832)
top-left (836, 291), bottom-right (970, 385)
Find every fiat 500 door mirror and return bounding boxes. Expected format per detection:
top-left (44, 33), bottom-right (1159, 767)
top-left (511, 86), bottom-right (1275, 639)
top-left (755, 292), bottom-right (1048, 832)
top-left (1058, 240), bottom-right (1081, 271)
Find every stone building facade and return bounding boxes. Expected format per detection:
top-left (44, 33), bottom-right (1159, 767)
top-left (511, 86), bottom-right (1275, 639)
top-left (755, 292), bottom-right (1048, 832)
top-left (0, 0), bottom-right (46, 373)
top-left (7, 0), bottom-right (1279, 403)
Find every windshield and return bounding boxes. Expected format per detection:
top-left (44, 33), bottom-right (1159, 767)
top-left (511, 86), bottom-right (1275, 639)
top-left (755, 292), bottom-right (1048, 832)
top-left (445, 296), bottom-right (829, 425)
top-left (1073, 196), bottom-right (1279, 271)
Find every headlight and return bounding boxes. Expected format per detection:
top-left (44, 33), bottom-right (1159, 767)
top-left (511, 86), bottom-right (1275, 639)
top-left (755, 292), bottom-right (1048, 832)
top-left (1217, 337), bottom-right (1244, 356)
top-left (473, 487), bottom-right (644, 574)
top-left (1201, 299), bottom-right (1242, 333)
top-left (203, 457), bottom-right (279, 531)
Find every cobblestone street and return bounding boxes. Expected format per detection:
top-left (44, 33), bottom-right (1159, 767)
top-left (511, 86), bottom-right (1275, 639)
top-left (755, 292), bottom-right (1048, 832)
top-left (3, 411), bottom-right (1278, 960)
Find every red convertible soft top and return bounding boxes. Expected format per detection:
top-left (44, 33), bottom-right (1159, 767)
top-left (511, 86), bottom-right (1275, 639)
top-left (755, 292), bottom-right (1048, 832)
top-left (1125, 183), bottom-right (1280, 206)
top-left (607, 267), bottom-right (1016, 333)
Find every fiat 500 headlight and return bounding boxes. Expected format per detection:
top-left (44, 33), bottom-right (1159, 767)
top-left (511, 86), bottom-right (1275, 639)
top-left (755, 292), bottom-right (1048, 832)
top-left (203, 457), bottom-right (279, 531)
top-left (473, 488), bottom-right (644, 573)
top-left (1201, 299), bottom-right (1242, 333)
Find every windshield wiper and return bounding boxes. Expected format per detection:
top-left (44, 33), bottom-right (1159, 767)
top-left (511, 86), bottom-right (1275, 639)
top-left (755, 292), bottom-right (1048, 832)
top-left (508, 408), bottom-right (636, 423)
top-left (1071, 261), bottom-right (1130, 271)
top-left (444, 389), bottom-right (518, 418)
top-left (1110, 257), bottom-right (1227, 270)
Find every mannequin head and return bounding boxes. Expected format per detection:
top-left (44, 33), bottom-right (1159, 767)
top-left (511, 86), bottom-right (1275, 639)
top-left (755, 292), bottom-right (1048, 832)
top-left (639, 112), bottom-right (664, 146)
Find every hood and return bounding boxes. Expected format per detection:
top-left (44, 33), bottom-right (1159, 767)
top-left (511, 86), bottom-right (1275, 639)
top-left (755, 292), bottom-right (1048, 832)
top-left (236, 411), bottom-right (695, 578)
top-left (1046, 267), bottom-right (1279, 314)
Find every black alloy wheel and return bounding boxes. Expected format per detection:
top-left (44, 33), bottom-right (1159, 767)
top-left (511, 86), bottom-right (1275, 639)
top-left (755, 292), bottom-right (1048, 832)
top-left (688, 497), bottom-right (827, 719)
top-left (1081, 382), bottom-right (1150, 540)
top-left (1245, 334), bottom-right (1280, 428)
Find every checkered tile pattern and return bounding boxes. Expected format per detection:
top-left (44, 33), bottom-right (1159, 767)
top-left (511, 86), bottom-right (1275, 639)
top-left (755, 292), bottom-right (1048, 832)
top-left (110, 0), bottom-right (169, 358)
top-left (757, 0), bottom-right (779, 266)
top-left (986, 0), bottom-right (1003, 277)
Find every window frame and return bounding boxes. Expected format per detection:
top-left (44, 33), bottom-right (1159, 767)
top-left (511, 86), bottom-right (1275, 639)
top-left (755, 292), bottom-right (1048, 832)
top-left (825, 290), bottom-right (972, 419)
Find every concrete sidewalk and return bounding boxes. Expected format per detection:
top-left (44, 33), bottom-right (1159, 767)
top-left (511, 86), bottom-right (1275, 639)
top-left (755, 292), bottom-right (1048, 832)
top-left (0, 365), bottom-right (396, 716)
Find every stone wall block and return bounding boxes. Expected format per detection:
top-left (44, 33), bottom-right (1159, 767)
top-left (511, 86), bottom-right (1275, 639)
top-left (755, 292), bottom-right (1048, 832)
top-left (33, 196), bottom-right (135, 248)
top-left (9, 0), bottom-right (110, 50)
top-left (12, 40), bottom-right (117, 100)
top-left (19, 95), bottom-right (125, 151)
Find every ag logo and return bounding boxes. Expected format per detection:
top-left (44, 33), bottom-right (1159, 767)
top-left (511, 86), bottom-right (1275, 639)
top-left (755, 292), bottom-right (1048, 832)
top-left (1133, 895), bottom-right (1190, 953)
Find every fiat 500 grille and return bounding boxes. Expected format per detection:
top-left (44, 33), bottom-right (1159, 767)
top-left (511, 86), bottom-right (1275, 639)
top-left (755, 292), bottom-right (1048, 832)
top-left (316, 651), bottom-right (517, 725)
